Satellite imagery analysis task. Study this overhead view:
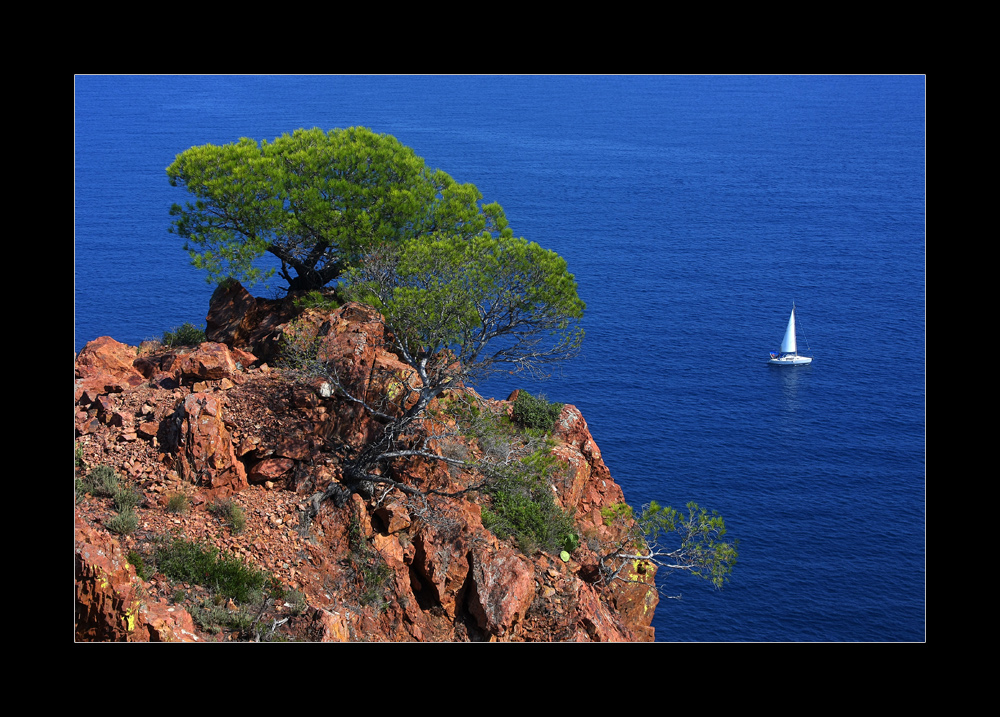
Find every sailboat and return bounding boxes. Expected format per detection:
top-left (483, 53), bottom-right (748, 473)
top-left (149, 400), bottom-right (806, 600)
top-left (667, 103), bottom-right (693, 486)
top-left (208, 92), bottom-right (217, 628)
top-left (768, 303), bottom-right (812, 365)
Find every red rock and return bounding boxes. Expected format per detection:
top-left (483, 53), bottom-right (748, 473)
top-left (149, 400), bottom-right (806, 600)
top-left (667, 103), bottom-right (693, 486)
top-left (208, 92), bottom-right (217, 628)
top-left (205, 280), bottom-right (261, 347)
top-left (177, 392), bottom-right (248, 494)
top-left (75, 509), bottom-right (198, 642)
top-left (468, 544), bottom-right (536, 637)
top-left (169, 342), bottom-right (239, 382)
top-left (249, 457), bottom-right (295, 484)
top-left (75, 336), bottom-right (144, 383)
top-left (373, 501), bottom-right (411, 533)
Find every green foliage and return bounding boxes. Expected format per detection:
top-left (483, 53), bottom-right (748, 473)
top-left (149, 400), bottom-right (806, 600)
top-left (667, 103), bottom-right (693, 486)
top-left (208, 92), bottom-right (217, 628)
top-left (162, 322), bottom-right (206, 347)
top-left (284, 589), bottom-right (309, 616)
top-left (83, 464), bottom-right (120, 497)
top-left (482, 448), bottom-right (577, 556)
top-left (293, 289), bottom-right (340, 312)
top-left (167, 127), bottom-right (510, 291)
top-left (127, 550), bottom-right (150, 581)
top-left (107, 507), bottom-right (138, 535)
top-left (192, 596), bottom-right (259, 635)
top-left (639, 502), bottom-right (739, 589)
top-left (210, 498), bottom-right (247, 534)
top-left (166, 493), bottom-right (190, 514)
top-left (82, 465), bottom-right (143, 534)
top-left (600, 501), bottom-right (739, 592)
top-left (511, 391), bottom-right (564, 432)
top-left (113, 483), bottom-right (143, 512)
top-left (153, 536), bottom-right (276, 604)
top-left (344, 233), bottom-right (585, 383)
top-left (601, 502), bottom-right (634, 526)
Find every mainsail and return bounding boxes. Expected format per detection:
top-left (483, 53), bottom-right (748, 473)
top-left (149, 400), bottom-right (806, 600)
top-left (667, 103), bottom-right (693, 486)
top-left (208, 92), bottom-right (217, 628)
top-left (779, 306), bottom-right (797, 355)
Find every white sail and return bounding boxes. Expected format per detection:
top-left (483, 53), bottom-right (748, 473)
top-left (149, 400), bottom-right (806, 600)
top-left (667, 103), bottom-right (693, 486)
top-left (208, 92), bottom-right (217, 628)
top-left (779, 307), bottom-right (797, 354)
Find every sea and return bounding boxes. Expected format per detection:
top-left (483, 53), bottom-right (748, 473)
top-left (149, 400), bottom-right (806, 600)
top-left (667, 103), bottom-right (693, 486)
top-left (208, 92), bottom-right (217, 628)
top-left (74, 75), bottom-right (926, 642)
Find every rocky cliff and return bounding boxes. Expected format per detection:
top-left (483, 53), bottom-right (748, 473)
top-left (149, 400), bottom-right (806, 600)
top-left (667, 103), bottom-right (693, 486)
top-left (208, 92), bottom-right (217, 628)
top-left (74, 283), bottom-right (658, 641)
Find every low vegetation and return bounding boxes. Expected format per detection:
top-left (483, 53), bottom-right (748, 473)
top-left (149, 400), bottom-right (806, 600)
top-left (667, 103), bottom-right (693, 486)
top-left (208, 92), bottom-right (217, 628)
top-left (511, 391), bottom-right (564, 432)
top-left (481, 447), bottom-right (578, 555)
top-left (161, 322), bottom-right (206, 347)
top-left (166, 493), bottom-right (190, 514)
top-left (445, 397), bottom-right (578, 557)
top-left (347, 510), bottom-right (392, 610)
top-left (209, 498), bottom-right (247, 534)
top-left (80, 464), bottom-right (141, 535)
top-left (293, 289), bottom-right (340, 312)
top-left (152, 535), bottom-right (280, 603)
top-left (137, 535), bottom-right (286, 638)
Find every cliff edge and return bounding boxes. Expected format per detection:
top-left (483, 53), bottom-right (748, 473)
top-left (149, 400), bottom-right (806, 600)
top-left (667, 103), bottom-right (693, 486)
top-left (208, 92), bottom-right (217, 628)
top-left (74, 285), bottom-right (658, 641)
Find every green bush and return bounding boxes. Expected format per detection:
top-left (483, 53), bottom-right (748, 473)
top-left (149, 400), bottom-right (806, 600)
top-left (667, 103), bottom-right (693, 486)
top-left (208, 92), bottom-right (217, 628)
top-left (166, 493), bottom-right (190, 514)
top-left (83, 465), bottom-right (143, 534)
top-left (127, 550), bottom-right (151, 581)
top-left (153, 536), bottom-right (275, 604)
top-left (210, 498), bottom-right (247, 534)
top-left (107, 506), bottom-right (138, 535)
top-left (284, 589), bottom-right (309, 616)
top-left (192, 597), bottom-right (257, 635)
top-left (601, 502), bottom-right (634, 527)
top-left (162, 322), bottom-right (206, 347)
top-left (83, 464), bottom-right (120, 497)
top-left (113, 483), bottom-right (143, 512)
top-left (293, 289), bottom-right (340, 312)
top-left (511, 391), bottom-right (564, 432)
top-left (482, 450), bottom-right (577, 555)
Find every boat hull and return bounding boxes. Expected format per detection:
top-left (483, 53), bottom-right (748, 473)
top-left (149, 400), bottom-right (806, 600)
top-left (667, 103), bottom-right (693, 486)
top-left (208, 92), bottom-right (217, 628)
top-left (768, 355), bottom-right (812, 365)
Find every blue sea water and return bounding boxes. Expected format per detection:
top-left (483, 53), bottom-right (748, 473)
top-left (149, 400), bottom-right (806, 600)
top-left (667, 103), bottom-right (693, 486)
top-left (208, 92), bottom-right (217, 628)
top-left (74, 75), bottom-right (925, 642)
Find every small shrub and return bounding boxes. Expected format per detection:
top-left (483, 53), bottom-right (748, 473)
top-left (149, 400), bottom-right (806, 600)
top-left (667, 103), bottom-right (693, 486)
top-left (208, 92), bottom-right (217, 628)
top-left (162, 322), bottom-right (206, 347)
top-left (166, 493), bottom-right (190, 514)
top-left (601, 502), bottom-right (634, 527)
top-left (113, 483), bottom-right (143, 512)
top-left (192, 597), bottom-right (258, 635)
top-left (210, 498), bottom-right (247, 534)
top-left (127, 550), bottom-right (150, 581)
top-left (84, 464), bottom-right (120, 497)
top-left (511, 391), bottom-right (564, 432)
top-left (293, 289), bottom-right (340, 312)
top-left (153, 536), bottom-right (275, 604)
top-left (284, 589), bottom-right (309, 616)
top-left (482, 449), bottom-right (577, 556)
top-left (107, 506), bottom-right (138, 535)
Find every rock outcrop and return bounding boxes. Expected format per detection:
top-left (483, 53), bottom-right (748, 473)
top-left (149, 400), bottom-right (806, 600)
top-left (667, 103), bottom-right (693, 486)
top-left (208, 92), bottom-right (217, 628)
top-left (74, 284), bottom-right (658, 642)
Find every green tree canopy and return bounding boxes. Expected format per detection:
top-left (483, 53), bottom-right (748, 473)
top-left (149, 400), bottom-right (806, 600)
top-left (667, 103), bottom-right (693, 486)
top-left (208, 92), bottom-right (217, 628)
top-left (344, 233), bottom-right (586, 385)
top-left (167, 127), bottom-right (511, 291)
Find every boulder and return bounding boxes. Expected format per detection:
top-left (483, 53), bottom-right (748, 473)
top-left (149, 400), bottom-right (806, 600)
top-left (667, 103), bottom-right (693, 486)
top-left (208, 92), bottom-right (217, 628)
top-left (204, 280), bottom-right (304, 361)
top-left (468, 544), bottom-right (536, 637)
top-left (74, 337), bottom-right (147, 404)
top-left (167, 342), bottom-right (240, 382)
top-left (176, 392), bottom-right (248, 495)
